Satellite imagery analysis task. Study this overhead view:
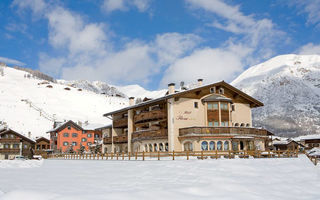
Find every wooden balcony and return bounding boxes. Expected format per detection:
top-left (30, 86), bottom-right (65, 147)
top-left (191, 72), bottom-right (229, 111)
top-left (113, 117), bottom-right (128, 128)
top-left (132, 129), bottom-right (167, 142)
top-left (103, 137), bottom-right (112, 144)
top-left (113, 135), bottom-right (128, 144)
top-left (134, 110), bottom-right (166, 123)
top-left (0, 138), bottom-right (21, 143)
top-left (0, 148), bottom-right (20, 153)
top-left (179, 127), bottom-right (272, 137)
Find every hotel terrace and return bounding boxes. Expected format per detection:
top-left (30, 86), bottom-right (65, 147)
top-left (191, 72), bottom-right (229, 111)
top-left (102, 80), bottom-right (273, 154)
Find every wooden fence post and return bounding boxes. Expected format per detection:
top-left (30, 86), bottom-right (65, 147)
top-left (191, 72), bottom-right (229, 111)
top-left (128, 152), bottom-right (131, 160)
top-left (111, 152), bottom-right (114, 160)
top-left (201, 151), bottom-right (204, 160)
top-left (135, 152), bottom-right (137, 160)
top-left (216, 150), bottom-right (218, 159)
top-left (158, 151), bottom-right (160, 161)
top-left (187, 151), bottom-right (189, 160)
top-left (142, 151), bottom-right (145, 161)
top-left (278, 150), bottom-right (280, 158)
top-left (122, 152), bottom-right (124, 160)
top-left (172, 151), bottom-right (175, 160)
top-left (106, 153), bottom-right (108, 160)
top-left (116, 153), bottom-right (119, 160)
top-left (228, 150), bottom-right (231, 159)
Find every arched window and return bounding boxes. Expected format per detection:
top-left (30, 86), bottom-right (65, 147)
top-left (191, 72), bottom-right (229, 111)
top-left (165, 143), bottom-right (169, 151)
top-left (145, 144), bottom-right (148, 152)
top-left (217, 141), bottom-right (222, 150)
top-left (234, 123), bottom-right (239, 127)
top-left (159, 143), bottom-right (164, 151)
top-left (184, 142), bottom-right (193, 151)
top-left (209, 141), bottom-right (215, 150)
top-left (154, 143), bottom-right (158, 152)
top-left (246, 123), bottom-right (250, 127)
top-left (149, 144), bottom-right (153, 152)
top-left (224, 141), bottom-right (229, 150)
top-left (232, 141), bottom-right (238, 151)
top-left (201, 141), bottom-right (208, 151)
top-left (240, 123), bottom-right (245, 127)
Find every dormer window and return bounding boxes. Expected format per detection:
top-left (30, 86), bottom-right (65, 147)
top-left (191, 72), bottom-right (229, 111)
top-left (67, 125), bottom-right (71, 130)
top-left (219, 88), bottom-right (224, 94)
top-left (210, 87), bottom-right (216, 93)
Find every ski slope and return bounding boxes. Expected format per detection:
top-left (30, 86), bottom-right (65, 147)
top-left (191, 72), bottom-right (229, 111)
top-left (0, 66), bottom-right (127, 139)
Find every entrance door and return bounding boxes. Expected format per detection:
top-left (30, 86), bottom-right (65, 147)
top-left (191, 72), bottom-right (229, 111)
top-left (5, 154), bottom-right (8, 160)
top-left (240, 141), bottom-right (244, 150)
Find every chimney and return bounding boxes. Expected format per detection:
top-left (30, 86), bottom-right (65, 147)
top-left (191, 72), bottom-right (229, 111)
top-left (197, 79), bottom-right (203, 87)
top-left (168, 83), bottom-right (175, 95)
top-left (28, 132), bottom-right (31, 138)
top-left (129, 97), bottom-right (135, 106)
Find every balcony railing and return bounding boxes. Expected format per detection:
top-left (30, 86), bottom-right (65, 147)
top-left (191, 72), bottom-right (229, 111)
top-left (179, 127), bottom-right (271, 137)
top-left (113, 118), bottom-right (128, 128)
top-left (0, 148), bottom-right (21, 153)
top-left (103, 137), bottom-right (112, 144)
top-left (132, 129), bottom-right (167, 141)
top-left (0, 138), bottom-right (21, 143)
top-left (113, 135), bottom-right (128, 143)
top-left (134, 110), bottom-right (166, 123)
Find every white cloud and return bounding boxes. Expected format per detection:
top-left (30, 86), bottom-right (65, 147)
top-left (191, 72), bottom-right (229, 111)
top-left (102, 0), bottom-right (151, 13)
top-left (0, 57), bottom-right (26, 66)
top-left (298, 43), bottom-right (320, 55)
top-left (289, 1), bottom-right (320, 27)
top-left (38, 53), bottom-right (66, 77)
top-left (12, 0), bottom-right (46, 15)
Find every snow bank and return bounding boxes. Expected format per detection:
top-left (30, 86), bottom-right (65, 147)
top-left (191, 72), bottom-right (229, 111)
top-left (0, 159), bottom-right (43, 168)
top-left (0, 156), bottom-right (319, 200)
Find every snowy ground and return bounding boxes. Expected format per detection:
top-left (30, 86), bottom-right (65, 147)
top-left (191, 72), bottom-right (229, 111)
top-left (0, 155), bottom-right (319, 200)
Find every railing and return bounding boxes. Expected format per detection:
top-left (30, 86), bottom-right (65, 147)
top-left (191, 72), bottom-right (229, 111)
top-left (0, 138), bottom-right (21, 143)
top-left (113, 118), bottom-right (128, 128)
top-left (0, 148), bottom-right (20, 153)
top-left (134, 110), bottom-right (166, 123)
top-left (48, 149), bottom-right (299, 161)
top-left (179, 127), bottom-right (269, 137)
top-left (103, 137), bottom-right (112, 144)
top-left (132, 129), bottom-right (167, 141)
top-left (113, 135), bottom-right (128, 143)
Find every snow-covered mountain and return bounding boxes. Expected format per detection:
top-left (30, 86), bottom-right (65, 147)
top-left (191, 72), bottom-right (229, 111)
top-left (232, 54), bottom-right (320, 137)
top-left (116, 84), bottom-right (167, 99)
top-left (0, 65), bottom-right (128, 139)
top-left (58, 80), bottom-right (126, 98)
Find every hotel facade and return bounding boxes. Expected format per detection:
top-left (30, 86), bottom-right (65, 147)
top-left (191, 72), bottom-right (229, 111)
top-left (103, 80), bottom-right (272, 154)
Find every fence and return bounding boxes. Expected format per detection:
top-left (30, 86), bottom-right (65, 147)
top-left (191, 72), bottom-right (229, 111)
top-left (48, 150), bottom-right (299, 161)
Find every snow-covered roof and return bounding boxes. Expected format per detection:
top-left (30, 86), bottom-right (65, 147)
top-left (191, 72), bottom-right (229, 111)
top-left (293, 134), bottom-right (320, 141)
top-left (307, 147), bottom-right (320, 157)
top-left (82, 123), bottom-right (105, 130)
top-left (47, 120), bottom-right (108, 132)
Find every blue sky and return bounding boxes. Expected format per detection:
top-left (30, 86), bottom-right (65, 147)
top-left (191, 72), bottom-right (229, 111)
top-left (1, 0), bottom-right (320, 90)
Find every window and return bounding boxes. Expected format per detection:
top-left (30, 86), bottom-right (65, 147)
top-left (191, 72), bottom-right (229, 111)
top-left (224, 122), bottom-right (229, 127)
top-left (184, 142), bottom-right (193, 151)
top-left (63, 133), bottom-right (69, 137)
top-left (67, 125), bottom-right (71, 130)
top-left (4, 134), bottom-right (9, 138)
top-left (154, 144), bottom-right (158, 152)
top-left (87, 133), bottom-right (92, 138)
top-left (10, 134), bottom-right (15, 138)
top-left (209, 141), bottom-right (215, 150)
top-left (81, 138), bottom-right (87, 142)
top-left (240, 123), bottom-right (245, 127)
top-left (82, 130), bottom-right (86, 134)
top-left (221, 103), bottom-right (228, 110)
top-left (221, 122), bottom-right (225, 127)
top-left (4, 144), bottom-right (9, 149)
top-left (210, 87), bottom-right (216, 93)
top-left (194, 102), bottom-right (198, 108)
top-left (149, 144), bottom-right (153, 152)
top-left (159, 143), bottom-right (164, 151)
top-left (224, 141), bottom-right (229, 150)
top-left (208, 122), bottom-right (213, 127)
top-left (145, 144), bottom-right (148, 152)
top-left (165, 143), bottom-right (169, 151)
top-left (219, 88), bottom-right (224, 94)
top-left (63, 142), bottom-right (69, 146)
top-left (94, 134), bottom-right (99, 138)
top-left (232, 142), bottom-right (238, 151)
top-left (214, 121), bottom-right (219, 127)
top-left (231, 104), bottom-right (235, 111)
top-left (217, 141), bottom-right (222, 150)
top-left (234, 123), bottom-right (239, 127)
top-left (72, 133), bottom-right (78, 137)
top-left (201, 141), bottom-right (208, 151)
top-left (13, 144), bottom-right (19, 149)
top-left (208, 103), bottom-right (218, 110)
top-left (246, 123), bottom-right (250, 127)
top-left (87, 142), bottom-right (92, 146)
top-left (24, 144), bottom-right (28, 149)
top-left (72, 142), bottom-right (77, 146)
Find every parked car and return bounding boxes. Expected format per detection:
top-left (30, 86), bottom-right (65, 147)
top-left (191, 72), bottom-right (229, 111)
top-left (13, 155), bottom-right (26, 160)
top-left (33, 155), bottom-right (43, 160)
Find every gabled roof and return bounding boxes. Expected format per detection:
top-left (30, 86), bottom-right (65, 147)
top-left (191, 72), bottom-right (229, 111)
top-left (0, 129), bottom-right (35, 144)
top-left (46, 120), bottom-right (82, 133)
top-left (103, 81), bottom-right (264, 116)
top-left (36, 137), bottom-right (50, 143)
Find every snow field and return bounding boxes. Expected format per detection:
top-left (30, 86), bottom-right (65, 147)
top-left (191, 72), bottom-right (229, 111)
top-left (0, 155), bottom-right (319, 200)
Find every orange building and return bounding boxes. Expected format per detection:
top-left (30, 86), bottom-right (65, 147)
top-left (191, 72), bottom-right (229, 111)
top-left (47, 120), bottom-right (102, 153)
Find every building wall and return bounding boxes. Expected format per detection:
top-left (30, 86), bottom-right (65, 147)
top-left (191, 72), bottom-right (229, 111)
top-left (231, 103), bottom-right (252, 127)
